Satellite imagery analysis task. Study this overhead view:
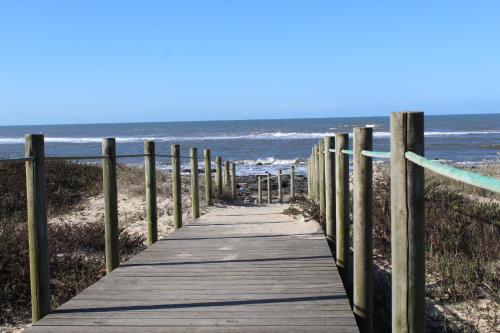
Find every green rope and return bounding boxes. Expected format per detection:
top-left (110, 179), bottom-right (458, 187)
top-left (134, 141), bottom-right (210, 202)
top-left (405, 152), bottom-right (500, 193)
top-left (361, 150), bottom-right (390, 159)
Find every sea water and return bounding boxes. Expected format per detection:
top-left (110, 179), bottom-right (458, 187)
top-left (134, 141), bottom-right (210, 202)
top-left (0, 114), bottom-right (498, 175)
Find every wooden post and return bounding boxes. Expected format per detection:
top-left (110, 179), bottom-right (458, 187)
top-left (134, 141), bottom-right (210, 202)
top-left (308, 152), bottom-right (313, 200)
top-left (391, 112), bottom-right (425, 333)
top-left (223, 160), bottom-right (230, 190)
top-left (102, 138), bottom-right (119, 273)
top-left (307, 155), bottom-right (310, 199)
top-left (190, 147), bottom-right (200, 219)
top-left (231, 162), bottom-right (236, 200)
top-left (335, 133), bottom-right (350, 285)
top-left (353, 128), bottom-right (373, 333)
top-left (316, 143), bottom-right (321, 203)
top-left (267, 173), bottom-right (272, 204)
top-left (324, 136), bottom-right (335, 241)
top-left (216, 156), bottom-right (222, 196)
top-left (204, 149), bottom-right (213, 206)
top-left (258, 176), bottom-right (262, 203)
top-left (25, 134), bottom-right (50, 322)
top-left (278, 169), bottom-right (283, 203)
top-left (171, 144), bottom-right (182, 229)
top-left (319, 140), bottom-right (326, 216)
top-left (312, 144), bottom-right (319, 203)
top-left (307, 161), bottom-right (311, 199)
top-left (144, 141), bottom-right (157, 246)
top-left (290, 165), bottom-right (295, 199)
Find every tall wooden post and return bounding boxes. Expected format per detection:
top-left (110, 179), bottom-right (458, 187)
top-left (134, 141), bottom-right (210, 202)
top-left (353, 128), bottom-right (373, 333)
top-left (190, 147), bottom-right (200, 219)
top-left (267, 173), bottom-right (272, 204)
top-left (216, 156), bottom-right (223, 196)
top-left (278, 169), bottom-right (283, 203)
top-left (335, 133), bottom-right (350, 285)
top-left (103, 138), bottom-right (119, 273)
top-left (312, 144), bottom-right (319, 203)
top-left (307, 154), bottom-right (311, 200)
top-left (144, 141), bottom-right (157, 246)
top-left (290, 165), bottom-right (295, 199)
top-left (25, 134), bottom-right (50, 322)
top-left (231, 162), bottom-right (236, 200)
top-left (171, 144), bottom-right (182, 229)
top-left (258, 176), bottom-right (262, 203)
top-left (316, 143), bottom-right (321, 203)
top-left (324, 136), bottom-right (335, 241)
top-left (307, 160), bottom-right (311, 199)
top-left (223, 160), bottom-right (230, 190)
top-left (391, 112), bottom-right (425, 333)
top-left (204, 149), bottom-right (213, 206)
top-left (319, 140), bottom-right (326, 216)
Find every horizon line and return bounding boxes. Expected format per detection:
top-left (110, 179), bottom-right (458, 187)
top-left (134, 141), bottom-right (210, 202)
top-left (0, 111), bottom-right (498, 128)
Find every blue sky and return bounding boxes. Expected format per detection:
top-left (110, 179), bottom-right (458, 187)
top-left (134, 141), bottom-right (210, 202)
top-left (1, 1), bottom-right (499, 125)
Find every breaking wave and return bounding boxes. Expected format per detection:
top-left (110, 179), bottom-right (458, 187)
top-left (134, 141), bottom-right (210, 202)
top-left (0, 130), bottom-right (499, 144)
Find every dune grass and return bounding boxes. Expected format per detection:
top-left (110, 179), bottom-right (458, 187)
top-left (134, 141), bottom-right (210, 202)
top-left (0, 161), bottom-right (146, 325)
top-left (286, 163), bottom-right (499, 331)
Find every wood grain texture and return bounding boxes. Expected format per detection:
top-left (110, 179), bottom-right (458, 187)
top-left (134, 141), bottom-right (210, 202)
top-left (352, 128), bottom-right (373, 333)
top-left (145, 141), bottom-right (158, 245)
top-left (277, 169), bottom-right (283, 203)
top-left (267, 173), bottom-right (271, 204)
top-left (335, 133), bottom-right (350, 289)
top-left (204, 149), bottom-right (213, 206)
top-left (102, 138), bottom-right (119, 273)
top-left (171, 144), bottom-right (182, 229)
top-left (324, 136), bottom-right (335, 241)
top-left (390, 112), bottom-right (425, 333)
top-left (216, 156), bottom-right (223, 196)
top-left (27, 205), bottom-right (357, 332)
top-left (25, 134), bottom-right (50, 322)
top-left (231, 162), bottom-right (236, 200)
top-left (190, 147), bottom-right (200, 219)
top-left (319, 140), bottom-right (326, 216)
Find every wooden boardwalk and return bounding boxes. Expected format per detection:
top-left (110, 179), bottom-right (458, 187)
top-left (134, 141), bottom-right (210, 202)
top-left (27, 205), bottom-right (357, 332)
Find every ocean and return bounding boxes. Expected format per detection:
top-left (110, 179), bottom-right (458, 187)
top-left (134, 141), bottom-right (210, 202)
top-left (0, 114), bottom-right (498, 175)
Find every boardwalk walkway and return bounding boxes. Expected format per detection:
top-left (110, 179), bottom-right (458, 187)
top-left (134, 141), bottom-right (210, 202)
top-left (27, 205), bottom-right (357, 332)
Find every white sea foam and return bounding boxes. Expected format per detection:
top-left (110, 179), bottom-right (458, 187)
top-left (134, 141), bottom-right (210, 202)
top-left (0, 130), bottom-right (499, 144)
top-left (152, 158), bottom-right (308, 176)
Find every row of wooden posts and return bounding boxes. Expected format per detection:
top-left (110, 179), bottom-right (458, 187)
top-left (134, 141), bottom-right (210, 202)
top-left (22, 135), bottom-right (238, 322)
top-left (307, 112), bottom-right (425, 333)
top-left (256, 166), bottom-right (295, 204)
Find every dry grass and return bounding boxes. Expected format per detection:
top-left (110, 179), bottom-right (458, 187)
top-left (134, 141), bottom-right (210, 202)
top-left (0, 219), bottom-right (145, 325)
top-left (372, 164), bottom-right (499, 302)
top-left (286, 163), bottom-right (499, 331)
top-left (0, 161), bottom-right (102, 222)
top-left (0, 161), bottom-right (226, 327)
top-left (0, 161), bottom-right (146, 326)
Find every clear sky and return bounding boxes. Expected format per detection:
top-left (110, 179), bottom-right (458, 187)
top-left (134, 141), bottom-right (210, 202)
top-left (1, 1), bottom-right (499, 125)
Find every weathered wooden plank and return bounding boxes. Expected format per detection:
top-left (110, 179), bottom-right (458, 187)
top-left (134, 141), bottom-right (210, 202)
top-left (28, 326), bottom-right (358, 333)
top-left (27, 205), bottom-right (357, 332)
top-left (35, 317), bottom-right (358, 326)
top-left (47, 309), bottom-right (355, 319)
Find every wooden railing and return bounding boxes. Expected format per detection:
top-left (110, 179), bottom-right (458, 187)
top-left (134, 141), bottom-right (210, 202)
top-left (0, 136), bottom-right (238, 322)
top-left (307, 111), bottom-right (500, 333)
